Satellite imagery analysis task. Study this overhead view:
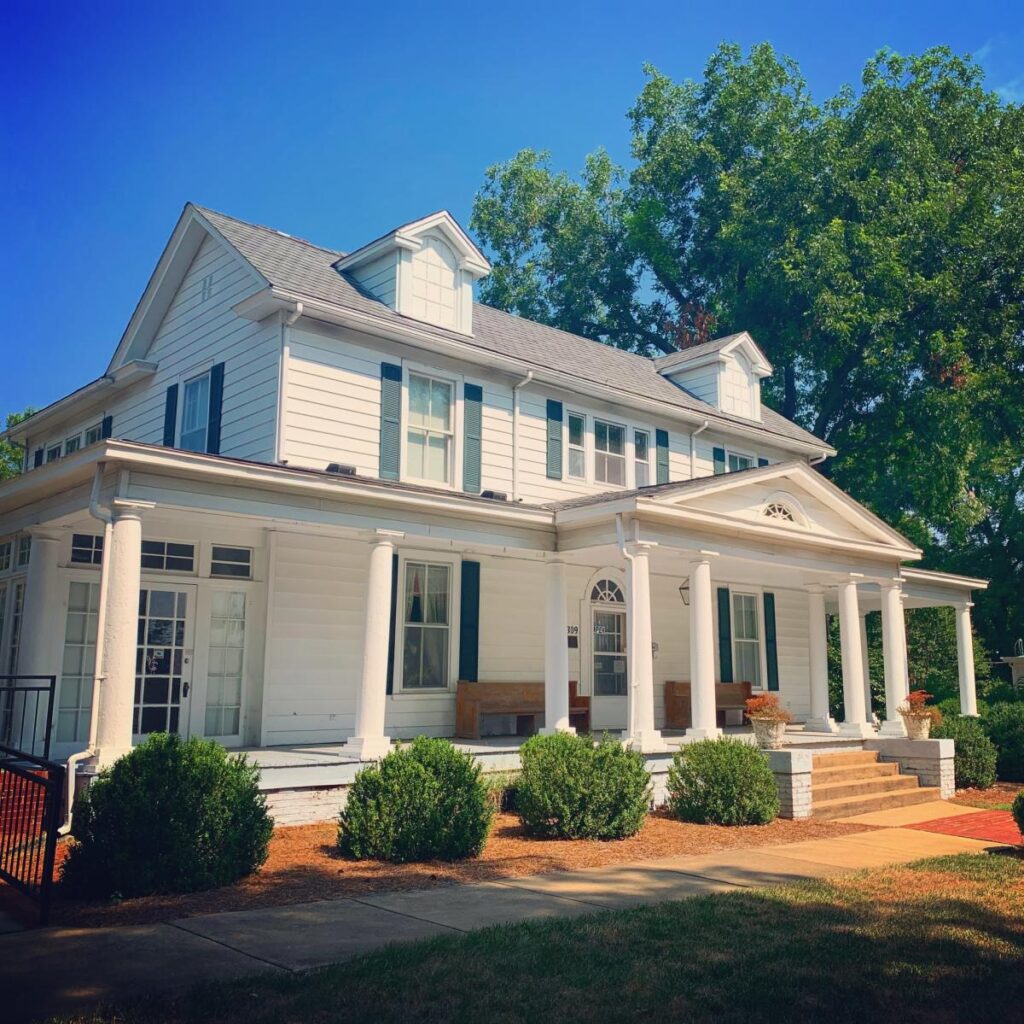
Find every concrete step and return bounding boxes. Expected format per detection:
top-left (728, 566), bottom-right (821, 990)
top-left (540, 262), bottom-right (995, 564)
top-left (812, 787), bottom-right (942, 819)
top-left (812, 761), bottom-right (901, 782)
top-left (812, 750), bottom-right (879, 769)
top-left (813, 774), bottom-right (922, 802)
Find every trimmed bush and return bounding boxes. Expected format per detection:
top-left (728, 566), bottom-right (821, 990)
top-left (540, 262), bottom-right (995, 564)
top-left (668, 738), bottom-right (780, 825)
top-left (1013, 791), bottom-right (1024, 841)
top-left (983, 703), bottom-right (1024, 782)
top-left (62, 733), bottom-right (273, 899)
top-left (516, 732), bottom-right (650, 840)
top-left (932, 716), bottom-right (998, 790)
top-left (338, 737), bottom-right (493, 862)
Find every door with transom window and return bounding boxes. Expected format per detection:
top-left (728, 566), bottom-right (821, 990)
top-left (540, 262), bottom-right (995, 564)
top-left (589, 578), bottom-right (628, 731)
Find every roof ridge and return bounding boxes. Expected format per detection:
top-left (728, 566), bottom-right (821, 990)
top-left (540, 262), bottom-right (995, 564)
top-left (192, 203), bottom-right (344, 258)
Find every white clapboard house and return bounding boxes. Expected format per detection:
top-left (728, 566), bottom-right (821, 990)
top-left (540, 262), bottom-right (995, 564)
top-left (0, 205), bottom-right (986, 818)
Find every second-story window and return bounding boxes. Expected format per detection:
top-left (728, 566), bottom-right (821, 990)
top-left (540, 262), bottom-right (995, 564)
top-left (567, 412), bottom-right (586, 480)
top-left (634, 430), bottom-right (651, 487)
top-left (181, 372), bottom-right (212, 453)
top-left (65, 435), bottom-right (81, 454)
top-left (728, 451), bottom-right (753, 472)
top-left (46, 444), bottom-right (62, 463)
top-left (594, 419), bottom-right (626, 487)
top-left (407, 373), bottom-right (453, 485)
top-left (84, 423), bottom-right (103, 446)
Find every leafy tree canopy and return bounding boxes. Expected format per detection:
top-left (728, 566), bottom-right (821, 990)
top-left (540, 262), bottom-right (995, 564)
top-left (1, 409), bottom-right (34, 480)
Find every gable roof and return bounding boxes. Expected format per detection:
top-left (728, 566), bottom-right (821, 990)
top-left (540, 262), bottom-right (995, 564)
top-left (654, 331), bottom-right (773, 378)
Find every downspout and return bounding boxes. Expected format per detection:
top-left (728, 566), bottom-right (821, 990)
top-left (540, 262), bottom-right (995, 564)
top-left (616, 513), bottom-right (637, 740)
top-left (690, 419), bottom-right (709, 479)
top-left (511, 370), bottom-right (534, 502)
top-left (809, 451), bottom-right (828, 467)
top-left (59, 463), bottom-right (114, 833)
top-left (275, 301), bottom-right (303, 464)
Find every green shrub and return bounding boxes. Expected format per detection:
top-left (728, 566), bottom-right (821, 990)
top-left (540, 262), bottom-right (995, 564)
top-left (62, 733), bottom-right (273, 899)
top-left (932, 716), bottom-right (998, 790)
top-left (983, 702), bottom-right (1024, 782)
top-left (1013, 791), bottom-right (1024, 840)
top-left (516, 732), bottom-right (650, 839)
top-left (667, 738), bottom-right (780, 826)
top-left (338, 737), bottom-right (493, 862)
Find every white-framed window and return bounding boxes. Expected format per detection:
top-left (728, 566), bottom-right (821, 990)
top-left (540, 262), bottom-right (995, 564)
top-left (16, 537), bottom-right (31, 568)
top-left (46, 444), bottom-right (62, 463)
top-left (731, 592), bottom-right (763, 688)
top-left (594, 419), bottom-right (627, 486)
top-left (65, 434), bottom-right (81, 455)
top-left (406, 373), bottom-right (454, 485)
top-left (727, 450), bottom-right (753, 472)
top-left (180, 372), bottom-right (212, 453)
top-left (634, 429), bottom-right (651, 488)
top-left (58, 581), bottom-right (99, 743)
top-left (567, 412), bottom-right (586, 480)
top-left (6, 580), bottom-right (25, 674)
top-left (210, 546), bottom-right (252, 579)
top-left (0, 541), bottom-right (10, 573)
top-left (205, 590), bottom-right (245, 737)
top-left (84, 423), bottom-right (103, 446)
top-left (70, 533), bottom-right (104, 566)
top-left (400, 560), bottom-right (452, 690)
top-left (141, 540), bottom-right (196, 573)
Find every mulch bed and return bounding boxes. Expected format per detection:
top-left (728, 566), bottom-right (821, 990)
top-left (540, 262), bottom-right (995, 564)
top-left (1, 811), bottom-right (877, 929)
top-left (953, 780), bottom-right (1023, 810)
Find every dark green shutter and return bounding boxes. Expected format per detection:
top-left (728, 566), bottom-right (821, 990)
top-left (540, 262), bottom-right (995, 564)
top-left (379, 363), bottom-right (402, 480)
top-left (717, 586), bottom-right (733, 683)
top-left (713, 446), bottom-right (726, 476)
top-left (463, 383), bottom-right (483, 494)
top-left (458, 560), bottom-right (481, 681)
top-left (207, 362), bottom-right (225, 454)
top-left (758, 457), bottom-right (769, 468)
top-left (546, 399), bottom-right (563, 479)
top-left (162, 385), bottom-right (178, 446)
top-left (655, 429), bottom-right (669, 484)
top-left (33, 448), bottom-right (43, 468)
top-left (386, 553), bottom-right (399, 695)
top-left (764, 592), bottom-right (779, 691)
top-left (101, 415), bottom-right (113, 439)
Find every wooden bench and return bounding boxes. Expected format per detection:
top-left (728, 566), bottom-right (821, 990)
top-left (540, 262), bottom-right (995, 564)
top-left (663, 681), bottom-right (753, 730)
top-left (455, 681), bottom-right (590, 739)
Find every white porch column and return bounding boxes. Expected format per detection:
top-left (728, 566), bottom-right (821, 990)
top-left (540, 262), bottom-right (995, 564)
top-left (541, 559), bottom-right (574, 735)
top-left (859, 612), bottom-right (874, 723)
top-left (625, 541), bottom-right (664, 752)
top-left (804, 585), bottom-right (836, 733)
top-left (94, 501), bottom-right (152, 768)
top-left (879, 582), bottom-right (909, 736)
top-left (18, 529), bottom-right (64, 678)
top-left (343, 532), bottom-right (402, 760)
top-left (955, 601), bottom-right (979, 717)
top-left (686, 554), bottom-right (721, 740)
top-left (837, 579), bottom-right (873, 737)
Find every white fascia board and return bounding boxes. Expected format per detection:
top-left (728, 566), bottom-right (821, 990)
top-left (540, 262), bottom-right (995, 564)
top-left (235, 288), bottom-right (833, 459)
top-left (900, 567), bottom-right (989, 592)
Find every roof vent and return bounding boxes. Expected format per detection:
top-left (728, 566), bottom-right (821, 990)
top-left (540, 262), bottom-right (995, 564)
top-left (480, 489), bottom-right (508, 501)
top-left (326, 463), bottom-right (357, 476)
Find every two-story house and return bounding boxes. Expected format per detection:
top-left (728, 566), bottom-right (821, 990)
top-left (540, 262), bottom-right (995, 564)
top-left (0, 204), bottom-right (985, 774)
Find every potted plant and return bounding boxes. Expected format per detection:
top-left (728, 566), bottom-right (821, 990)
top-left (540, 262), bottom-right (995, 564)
top-left (897, 690), bottom-right (942, 740)
top-left (744, 694), bottom-right (792, 750)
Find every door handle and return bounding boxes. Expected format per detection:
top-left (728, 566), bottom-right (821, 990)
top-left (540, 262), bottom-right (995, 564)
top-left (182, 681), bottom-right (190, 698)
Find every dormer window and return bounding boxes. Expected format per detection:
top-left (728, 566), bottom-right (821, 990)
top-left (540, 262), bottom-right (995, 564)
top-left (409, 236), bottom-right (458, 330)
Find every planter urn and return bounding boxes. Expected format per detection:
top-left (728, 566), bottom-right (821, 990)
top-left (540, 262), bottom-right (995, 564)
top-left (900, 712), bottom-right (932, 741)
top-left (750, 717), bottom-right (787, 750)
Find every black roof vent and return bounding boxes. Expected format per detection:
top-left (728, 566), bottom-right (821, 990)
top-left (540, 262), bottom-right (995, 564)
top-left (326, 463), bottom-right (357, 476)
top-left (480, 489), bottom-right (508, 501)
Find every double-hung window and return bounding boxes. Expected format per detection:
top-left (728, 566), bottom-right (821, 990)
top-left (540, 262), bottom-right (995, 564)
top-left (731, 592), bottom-right (762, 687)
top-left (406, 373), bottom-right (453, 485)
top-left (634, 430), bottom-right (651, 487)
top-left (46, 444), bottom-right (62, 463)
top-left (401, 561), bottom-right (451, 690)
top-left (567, 412), bottom-right (586, 479)
top-left (65, 435), bottom-right (81, 455)
top-left (84, 423), bottom-right (103, 446)
top-left (180, 372), bottom-right (212, 453)
top-left (728, 450), bottom-right (753, 472)
top-left (594, 420), bottom-right (626, 486)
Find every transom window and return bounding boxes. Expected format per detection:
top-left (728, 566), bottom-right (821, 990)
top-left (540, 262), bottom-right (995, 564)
top-left (728, 451), bottom-right (753, 472)
top-left (71, 533), bottom-right (104, 565)
top-left (180, 372), bottom-right (212, 453)
top-left (763, 502), bottom-right (795, 522)
top-left (402, 561), bottom-right (451, 690)
top-left (567, 412), bottom-right (586, 480)
top-left (591, 579), bottom-right (625, 604)
top-left (210, 546), bottom-right (252, 579)
top-left (634, 430), bottom-right (651, 487)
top-left (732, 592), bottom-right (762, 688)
top-left (594, 420), bottom-right (626, 486)
top-left (141, 540), bottom-right (195, 573)
top-left (407, 373), bottom-right (454, 484)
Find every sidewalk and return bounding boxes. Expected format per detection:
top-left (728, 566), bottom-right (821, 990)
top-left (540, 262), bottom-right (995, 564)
top-left (0, 801), bottom-right (1001, 1022)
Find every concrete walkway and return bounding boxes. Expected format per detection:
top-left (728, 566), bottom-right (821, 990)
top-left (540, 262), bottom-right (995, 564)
top-left (0, 801), bottom-right (1001, 1023)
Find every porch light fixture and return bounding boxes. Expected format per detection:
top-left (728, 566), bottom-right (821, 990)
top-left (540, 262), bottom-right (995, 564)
top-left (678, 577), bottom-right (690, 606)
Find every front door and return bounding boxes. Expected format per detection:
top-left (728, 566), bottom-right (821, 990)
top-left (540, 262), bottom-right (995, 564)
top-left (134, 585), bottom-right (196, 741)
top-left (589, 579), bottom-right (628, 731)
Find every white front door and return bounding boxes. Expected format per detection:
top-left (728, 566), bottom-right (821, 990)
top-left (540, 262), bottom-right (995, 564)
top-left (134, 585), bottom-right (196, 741)
top-left (588, 578), bottom-right (628, 731)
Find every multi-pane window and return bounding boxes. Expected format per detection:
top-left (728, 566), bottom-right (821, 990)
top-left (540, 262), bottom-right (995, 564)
top-left (180, 372), bottom-right (212, 452)
top-left (16, 537), bottom-right (31, 568)
top-left (141, 540), bottom-right (195, 572)
top-left (0, 541), bottom-right (10, 573)
top-left (205, 591), bottom-right (245, 736)
top-left (210, 546), bottom-right (252, 579)
top-left (84, 423), bottom-right (103, 446)
top-left (634, 430), bottom-right (651, 488)
top-left (594, 420), bottom-right (626, 486)
top-left (406, 374), bottom-right (453, 484)
top-left (567, 412), bottom-right (586, 479)
top-left (58, 582), bottom-right (99, 742)
top-left (728, 451), bottom-right (753, 472)
top-left (732, 592), bottom-right (762, 687)
top-left (402, 562), bottom-right (451, 690)
top-left (46, 444), bottom-right (62, 463)
top-left (71, 533), bottom-right (104, 566)
top-left (65, 435), bottom-right (81, 455)
top-left (7, 581), bottom-right (24, 674)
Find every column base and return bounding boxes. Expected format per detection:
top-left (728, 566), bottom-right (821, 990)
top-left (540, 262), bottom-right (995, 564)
top-left (341, 735), bottom-right (393, 761)
top-left (803, 717), bottom-right (838, 735)
top-left (539, 725), bottom-right (577, 737)
top-left (685, 726), bottom-right (723, 741)
top-left (878, 718), bottom-right (907, 737)
top-left (626, 729), bottom-right (667, 753)
top-left (837, 721), bottom-right (876, 739)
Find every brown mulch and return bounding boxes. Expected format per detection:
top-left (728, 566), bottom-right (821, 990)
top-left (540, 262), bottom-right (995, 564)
top-left (953, 780), bottom-right (1023, 810)
top-left (7, 811), bottom-right (879, 930)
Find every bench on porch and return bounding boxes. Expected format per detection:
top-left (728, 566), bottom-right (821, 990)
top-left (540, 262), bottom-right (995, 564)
top-left (455, 681), bottom-right (591, 739)
top-left (663, 680), bottom-right (753, 730)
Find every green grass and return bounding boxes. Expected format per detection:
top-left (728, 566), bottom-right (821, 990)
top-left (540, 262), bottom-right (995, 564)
top-left (52, 853), bottom-right (1024, 1024)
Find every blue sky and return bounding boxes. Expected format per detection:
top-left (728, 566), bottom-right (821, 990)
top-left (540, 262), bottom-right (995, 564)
top-left (2, 0), bottom-right (1020, 415)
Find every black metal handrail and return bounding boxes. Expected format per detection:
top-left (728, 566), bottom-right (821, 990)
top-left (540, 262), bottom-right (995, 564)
top-left (0, 675), bottom-right (56, 760)
top-left (0, 742), bottom-right (65, 925)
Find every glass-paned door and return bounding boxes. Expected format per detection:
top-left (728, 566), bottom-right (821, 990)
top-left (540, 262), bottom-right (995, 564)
top-left (204, 591), bottom-right (246, 740)
top-left (590, 578), bottom-right (628, 730)
top-left (134, 585), bottom-right (195, 739)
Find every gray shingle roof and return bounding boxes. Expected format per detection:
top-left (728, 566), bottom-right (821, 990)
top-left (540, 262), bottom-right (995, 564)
top-left (196, 205), bottom-right (830, 453)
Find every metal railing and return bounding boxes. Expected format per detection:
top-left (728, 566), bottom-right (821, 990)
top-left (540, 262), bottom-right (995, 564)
top-left (0, 675), bottom-right (56, 760)
top-left (0, 743), bottom-right (65, 924)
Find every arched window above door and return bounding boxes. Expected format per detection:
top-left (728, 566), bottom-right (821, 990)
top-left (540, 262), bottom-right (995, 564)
top-left (591, 579), bottom-right (625, 604)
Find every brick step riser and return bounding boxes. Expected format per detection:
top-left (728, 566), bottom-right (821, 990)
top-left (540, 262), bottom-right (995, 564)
top-left (812, 788), bottom-right (941, 819)
top-left (813, 777), bottom-right (921, 801)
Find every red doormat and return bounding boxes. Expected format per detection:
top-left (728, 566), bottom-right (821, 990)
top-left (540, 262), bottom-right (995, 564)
top-left (905, 810), bottom-right (1022, 846)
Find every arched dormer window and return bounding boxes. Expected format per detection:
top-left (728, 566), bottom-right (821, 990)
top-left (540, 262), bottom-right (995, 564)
top-left (409, 234), bottom-right (459, 329)
top-left (591, 579), bottom-right (625, 604)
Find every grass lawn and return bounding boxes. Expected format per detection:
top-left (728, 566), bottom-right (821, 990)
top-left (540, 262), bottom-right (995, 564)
top-left (52, 851), bottom-right (1024, 1024)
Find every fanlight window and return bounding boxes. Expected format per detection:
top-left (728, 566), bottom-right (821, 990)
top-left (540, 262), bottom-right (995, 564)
top-left (591, 579), bottom-right (625, 604)
top-left (763, 502), bottom-right (796, 523)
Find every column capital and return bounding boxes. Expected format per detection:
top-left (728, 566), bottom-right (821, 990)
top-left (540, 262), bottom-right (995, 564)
top-left (26, 526), bottom-right (64, 543)
top-left (957, 599), bottom-right (974, 611)
top-left (804, 583), bottom-right (826, 595)
top-left (878, 579), bottom-right (903, 593)
top-left (687, 548), bottom-right (719, 568)
top-left (369, 529), bottom-right (404, 547)
top-left (110, 499), bottom-right (155, 522)
top-left (625, 540), bottom-right (657, 557)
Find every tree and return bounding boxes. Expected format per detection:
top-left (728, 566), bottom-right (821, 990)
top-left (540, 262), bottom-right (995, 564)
top-left (1, 410), bottom-right (34, 479)
top-left (472, 44), bottom-right (1024, 659)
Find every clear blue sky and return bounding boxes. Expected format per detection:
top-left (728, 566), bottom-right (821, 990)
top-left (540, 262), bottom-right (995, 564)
top-left (2, 0), bottom-right (1020, 415)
